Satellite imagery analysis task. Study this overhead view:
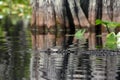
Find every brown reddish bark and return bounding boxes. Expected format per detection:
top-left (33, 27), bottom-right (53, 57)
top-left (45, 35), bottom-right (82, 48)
top-left (88, 0), bottom-right (96, 25)
top-left (113, 0), bottom-right (120, 22)
top-left (88, 0), bottom-right (96, 49)
top-left (30, 0), bottom-right (120, 49)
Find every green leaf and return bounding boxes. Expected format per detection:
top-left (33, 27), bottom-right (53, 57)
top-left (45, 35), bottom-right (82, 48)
top-left (117, 32), bottom-right (120, 49)
top-left (95, 19), bottom-right (102, 25)
top-left (105, 32), bottom-right (117, 49)
top-left (75, 29), bottom-right (86, 39)
top-left (11, 10), bottom-right (18, 14)
top-left (2, 8), bottom-right (10, 14)
top-left (102, 20), bottom-right (110, 25)
top-left (96, 19), bottom-right (120, 29)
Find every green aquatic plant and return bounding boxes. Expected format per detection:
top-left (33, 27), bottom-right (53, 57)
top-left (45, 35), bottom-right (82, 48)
top-left (96, 19), bottom-right (120, 32)
top-left (74, 29), bottom-right (86, 39)
top-left (105, 32), bottom-right (117, 50)
top-left (74, 29), bottom-right (87, 49)
top-left (66, 29), bottom-right (86, 49)
top-left (96, 19), bottom-right (120, 50)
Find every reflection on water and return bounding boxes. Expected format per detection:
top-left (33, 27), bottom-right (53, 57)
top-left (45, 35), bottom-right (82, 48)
top-left (31, 28), bottom-right (120, 80)
top-left (31, 46), bottom-right (120, 80)
top-left (0, 36), bottom-right (31, 80)
top-left (0, 19), bottom-right (32, 80)
top-left (90, 54), bottom-right (116, 80)
top-left (1, 25), bottom-right (120, 80)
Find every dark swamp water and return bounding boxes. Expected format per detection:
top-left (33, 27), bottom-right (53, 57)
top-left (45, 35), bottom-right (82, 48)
top-left (1, 23), bottom-right (120, 80)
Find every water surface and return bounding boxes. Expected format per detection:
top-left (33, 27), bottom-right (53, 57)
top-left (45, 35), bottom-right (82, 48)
top-left (1, 27), bottom-right (120, 80)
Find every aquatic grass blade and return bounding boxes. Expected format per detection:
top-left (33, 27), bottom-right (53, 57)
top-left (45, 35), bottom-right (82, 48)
top-left (74, 29), bottom-right (86, 39)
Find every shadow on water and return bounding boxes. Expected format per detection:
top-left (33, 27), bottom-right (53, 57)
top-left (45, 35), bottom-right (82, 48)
top-left (0, 18), bottom-right (32, 80)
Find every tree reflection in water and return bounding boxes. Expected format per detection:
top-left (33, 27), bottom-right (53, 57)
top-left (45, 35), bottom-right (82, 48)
top-left (0, 17), bottom-right (31, 80)
top-left (1, 17), bottom-right (120, 80)
top-left (31, 28), bottom-right (120, 80)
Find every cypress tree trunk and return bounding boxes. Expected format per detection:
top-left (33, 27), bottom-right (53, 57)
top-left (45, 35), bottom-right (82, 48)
top-left (30, 0), bottom-right (90, 29)
top-left (30, 0), bottom-right (91, 50)
top-left (30, 0), bottom-right (120, 49)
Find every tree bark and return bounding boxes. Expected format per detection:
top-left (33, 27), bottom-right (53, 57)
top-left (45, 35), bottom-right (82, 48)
top-left (30, 0), bottom-right (90, 29)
